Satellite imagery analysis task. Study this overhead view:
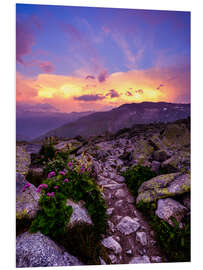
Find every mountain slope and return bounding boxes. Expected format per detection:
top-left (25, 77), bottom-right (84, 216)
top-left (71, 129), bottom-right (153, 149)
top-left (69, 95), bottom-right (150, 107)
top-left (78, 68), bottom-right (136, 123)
top-left (35, 102), bottom-right (190, 140)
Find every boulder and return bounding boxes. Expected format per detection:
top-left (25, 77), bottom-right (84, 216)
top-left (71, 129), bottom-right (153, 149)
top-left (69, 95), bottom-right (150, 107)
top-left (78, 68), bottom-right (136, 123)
top-left (66, 199), bottom-right (92, 228)
top-left (161, 151), bottom-right (190, 172)
top-left (116, 216), bottom-right (140, 235)
top-left (129, 255), bottom-right (150, 264)
top-left (136, 231), bottom-right (148, 246)
top-left (136, 173), bottom-right (190, 204)
top-left (155, 198), bottom-right (188, 228)
top-left (16, 231), bottom-right (83, 267)
top-left (151, 160), bottom-right (161, 173)
top-left (16, 146), bottom-right (31, 175)
top-left (133, 139), bottom-right (154, 164)
top-left (16, 173), bottom-right (40, 220)
top-left (102, 236), bottom-right (122, 254)
top-left (115, 189), bottom-right (127, 199)
top-left (153, 150), bottom-right (170, 162)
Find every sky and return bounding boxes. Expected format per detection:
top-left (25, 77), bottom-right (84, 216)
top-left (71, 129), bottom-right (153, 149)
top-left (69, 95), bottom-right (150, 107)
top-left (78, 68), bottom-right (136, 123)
top-left (16, 4), bottom-right (190, 113)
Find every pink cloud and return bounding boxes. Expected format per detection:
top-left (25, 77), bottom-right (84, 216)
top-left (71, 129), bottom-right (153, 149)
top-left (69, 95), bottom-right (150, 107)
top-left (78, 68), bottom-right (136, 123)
top-left (39, 61), bottom-right (55, 73)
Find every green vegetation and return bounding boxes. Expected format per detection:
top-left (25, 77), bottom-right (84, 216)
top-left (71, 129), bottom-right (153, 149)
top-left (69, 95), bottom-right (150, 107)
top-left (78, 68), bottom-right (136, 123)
top-left (122, 165), bottom-right (190, 262)
top-left (137, 201), bottom-right (190, 262)
top-left (121, 165), bottom-right (156, 198)
top-left (29, 139), bottom-right (108, 264)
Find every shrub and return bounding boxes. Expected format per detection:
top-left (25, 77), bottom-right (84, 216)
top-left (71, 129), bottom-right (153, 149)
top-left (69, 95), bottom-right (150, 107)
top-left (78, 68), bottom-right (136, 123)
top-left (121, 165), bottom-right (156, 198)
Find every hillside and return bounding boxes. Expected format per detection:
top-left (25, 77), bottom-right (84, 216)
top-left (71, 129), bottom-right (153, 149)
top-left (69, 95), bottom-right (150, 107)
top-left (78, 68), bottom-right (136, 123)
top-left (35, 102), bottom-right (190, 141)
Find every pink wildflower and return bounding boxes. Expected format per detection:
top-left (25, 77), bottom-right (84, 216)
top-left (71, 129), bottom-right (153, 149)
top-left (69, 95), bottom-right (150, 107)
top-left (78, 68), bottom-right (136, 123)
top-left (64, 178), bottom-right (69, 183)
top-left (36, 183), bottom-right (48, 193)
top-left (48, 171), bottom-right (56, 178)
top-left (59, 171), bottom-right (65, 176)
top-left (47, 192), bottom-right (55, 197)
top-left (68, 162), bottom-right (73, 169)
top-left (54, 185), bottom-right (59, 189)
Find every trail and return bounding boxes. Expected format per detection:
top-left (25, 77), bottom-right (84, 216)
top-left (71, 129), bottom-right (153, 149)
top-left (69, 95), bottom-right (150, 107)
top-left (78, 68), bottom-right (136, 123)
top-left (91, 139), bottom-right (165, 264)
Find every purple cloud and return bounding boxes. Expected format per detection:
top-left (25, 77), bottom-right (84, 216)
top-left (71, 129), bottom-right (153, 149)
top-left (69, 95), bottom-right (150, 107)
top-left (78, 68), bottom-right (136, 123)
top-left (85, 75), bottom-right (95, 80)
top-left (98, 70), bottom-right (108, 82)
top-left (135, 89), bottom-right (144, 94)
top-left (39, 61), bottom-right (55, 73)
top-left (106, 89), bottom-right (120, 98)
top-left (74, 94), bottom-right (105, 101)
top-left (126, 91), bottom-right (133, 96)
top-left (156, 84), bottom-right (165, 90)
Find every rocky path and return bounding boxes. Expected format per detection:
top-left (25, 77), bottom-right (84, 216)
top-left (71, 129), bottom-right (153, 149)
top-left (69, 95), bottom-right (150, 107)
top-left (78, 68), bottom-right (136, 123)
top-left (92, 139), bottom-right (166, 264)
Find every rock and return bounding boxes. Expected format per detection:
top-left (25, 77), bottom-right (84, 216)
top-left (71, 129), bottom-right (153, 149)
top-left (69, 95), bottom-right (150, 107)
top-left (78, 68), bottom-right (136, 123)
top-left (161, 151), bottom-right (190, 173)
top-left (16, 146), bottom-right (31, 175)
top-left (136, 232), bottom-right (148, 246)
top-left (16, 231), bottom-right (83, 267)
top-left (99, 257), bottom-right (106, 265)
top-left (155, 198), bottom-right (188, 228)
top-left (115, 189), bottom-right (127, 198)
top-left (116, 216), bottom-right (140, 235)
top-left (151, 160), bottom-right (160, 173)
top-left (153, 150), bottom-right (170, 162)
top-left (129, 255), bottom-right (150, 264)
top-left (103, 183), bottom-right (124, 190)
top-left (115, 200), bottom-right (123, 208)
top-left (133, 139), bottom-right (154, 164)
top-left (126, 249), bottom-right (132, 255)
top-left (66, 199), bottom-right (92, 228)
top-left (182, 193), bottom-right (190, 209)
top-left (107, 208), bottom-right (114, 216)
top-left (16, 173), bottom-right (40, 220)
top-left (24, 143), bottom-right (41, 154)
top-left (102, 236), bottom-right (122, 254)
top-left (151, 256), bottom-right (162, 263)
top-left (108, 221), bottom-right (115, 232)
top-left (115, 175), bottom-right (125, 183)
top-left (127, 194), bottom-right (134, 203)
top-left (54, 141), bottom-right (68, 151)
top-left (109, 254), bottom-right (117, 264)
top-left (136, 173), bottom-right (190, 204)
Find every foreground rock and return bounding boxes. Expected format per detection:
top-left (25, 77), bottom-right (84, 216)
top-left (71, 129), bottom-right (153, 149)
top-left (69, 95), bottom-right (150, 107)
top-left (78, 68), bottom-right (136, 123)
top-left (16, 231), bottom-right (83, 267)
top-left (16, 173), bottom-right (40, 220)
top-left (116, 216), bottom-right (140, 235)
top-left (155, 198), bottom-right (188, 228)
top-left (66, 199), bottom-right (92, 228)
top-left (102, 236), bottom-right (122, 254)
top-left (136, 173), bottom-right (190, 204)
top-left (16, 145), bottom-right (31, 175)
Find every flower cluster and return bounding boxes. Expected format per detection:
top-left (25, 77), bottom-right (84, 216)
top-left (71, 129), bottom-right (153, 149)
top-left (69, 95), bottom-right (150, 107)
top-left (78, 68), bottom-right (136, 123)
top-left (68, 162), bottom-right (73, 169)
top-left (59, 171), bottom-right (65, 176)
top-left (48, 171), bottom-right (56, 178)
top-left (22, 182), bottom-right (31, 192)
top-left (64, 178), bottom-right (69, 183)
top-left (79, 164), bottom-right (86, 174)
top-left (47, 192), bottom-right (55, 197)
top-left (36, 183), bottom-right (48, 193)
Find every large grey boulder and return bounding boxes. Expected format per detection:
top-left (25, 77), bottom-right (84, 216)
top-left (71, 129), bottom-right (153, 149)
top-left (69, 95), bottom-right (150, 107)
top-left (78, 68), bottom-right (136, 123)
top-left (136, 173), bottom-right (190, 204)
top-left (16, 173), bottom-right (40, 220)
top-left (155, 198), bottom-right (188, 228)
top-left (16, 231), bottom-right (83, 267)
top-left (102, 236), bottom-right (122, 254)
top-left (116, 216), bottom-right (140, 235)
top-left (66, 199), bottom-right (92, 228)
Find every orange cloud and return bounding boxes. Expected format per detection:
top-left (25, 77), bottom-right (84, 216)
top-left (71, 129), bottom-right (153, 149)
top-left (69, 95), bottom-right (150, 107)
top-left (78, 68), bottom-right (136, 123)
top-left (16, 64), bottom-right (190, 112)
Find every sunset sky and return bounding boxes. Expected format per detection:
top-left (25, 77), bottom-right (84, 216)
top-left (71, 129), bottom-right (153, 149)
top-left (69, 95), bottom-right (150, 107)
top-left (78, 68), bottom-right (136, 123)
top-left (16, 4), bottom-right (190, 113)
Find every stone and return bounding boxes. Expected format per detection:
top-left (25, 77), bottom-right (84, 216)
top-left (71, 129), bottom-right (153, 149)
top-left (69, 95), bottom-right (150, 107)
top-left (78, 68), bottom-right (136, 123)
top-left (116, 216), bottom-right (140, 235)
top-left (16, 146), bottom-right (31, 175)
top-left (182, 193), bottom-right (190, 209)
top-left (102, 236), bottom-right (122, 254)
top-left (136, 173), bottom-right (190, 204)
top-left (115, 175), bottom-right (125, 183)
top-left (151, 160), bottom-right (160, 173)
top-left (115, 189), bottom-right (127, 198)
top-left (151, 256), bottom-right (162, 263)
top-left (99, 257), bottom-right (106, 265)
top-left (16, 231), bottom-right (83, 267)
top-left (126, 249), bottom-right (132, 255)
top-left (66, 199), bottom-right (92, 228)
top-left (16, 173), bottom-right (40, 220)
top-left (115, 200), bottom-right (123, 208)
top-left (153, 150), bottom-right (170, 162)
top-left (103, 184), bottom-right (124, 190)
top-left (127, 195), bottom-right (134, 203)
top-left (155, 198), bottom-right (188, 228)
top-left (107, 208), bottom-right (114, 216)
top-left (129, 255), bottom-right (150, 264)
top-left (136, 232), bottom-right (148, 246)
top-left (108, 221), bottom-right (115, 232)
top-left (24, 143), bottom-right (41, 154)
top-left (109, 254), bottom-right (117, 264)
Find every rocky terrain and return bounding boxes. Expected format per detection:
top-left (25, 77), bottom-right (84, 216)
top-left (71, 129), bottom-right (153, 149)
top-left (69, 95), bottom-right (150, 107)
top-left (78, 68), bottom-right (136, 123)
top-left (16, 117), bottom-right (190, 267)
